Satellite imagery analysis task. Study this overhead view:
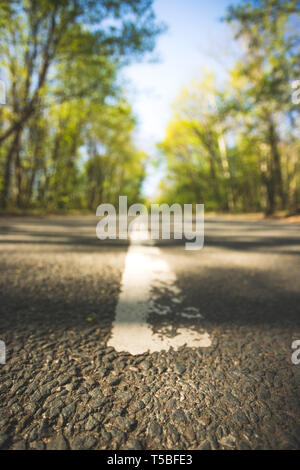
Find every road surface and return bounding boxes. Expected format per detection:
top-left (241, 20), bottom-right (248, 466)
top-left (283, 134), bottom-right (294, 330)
top-left (0, 215), bottom-right (299, 450)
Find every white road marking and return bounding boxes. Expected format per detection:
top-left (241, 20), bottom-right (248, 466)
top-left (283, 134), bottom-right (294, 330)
top-left (107, 225), bottom-right (212, 355)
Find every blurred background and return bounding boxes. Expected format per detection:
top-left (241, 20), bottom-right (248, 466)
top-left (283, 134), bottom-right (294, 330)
top-left (0, 0), bottom-right (299, 216)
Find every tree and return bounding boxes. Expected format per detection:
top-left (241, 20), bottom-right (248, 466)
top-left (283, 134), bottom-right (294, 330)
top-left (157, 1), bottom-right (300, 215)
top-left (225, 0), bottom-right (300, 213)
top-left (0, 0), bottom-right (163, 209)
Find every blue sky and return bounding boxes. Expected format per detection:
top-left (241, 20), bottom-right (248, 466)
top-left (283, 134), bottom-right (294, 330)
top-left (122, 0), bottom-right (241, 197)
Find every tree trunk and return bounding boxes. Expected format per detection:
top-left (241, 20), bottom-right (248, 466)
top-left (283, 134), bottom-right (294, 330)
top-left (262, 171), bottom-right (275, 216)
top-left (0, 129), bottom-right (21, 209)
top-left (268, 116), bottom-right (286, 210)
top-left (15, 139), bottom-right (23, 208)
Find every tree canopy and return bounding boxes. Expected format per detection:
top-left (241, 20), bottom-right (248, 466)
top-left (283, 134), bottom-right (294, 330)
top-left (0, 0), bottom-right (163, 210)
top-left (157, 0), bottom-right (300, 214)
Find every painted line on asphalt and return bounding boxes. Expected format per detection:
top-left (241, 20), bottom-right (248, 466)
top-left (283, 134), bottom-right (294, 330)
top-left (107, 223), bottom-right (211, 355)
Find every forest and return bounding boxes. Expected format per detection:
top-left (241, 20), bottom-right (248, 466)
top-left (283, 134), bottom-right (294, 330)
top-left (0, 0), bottom-right (299, 215)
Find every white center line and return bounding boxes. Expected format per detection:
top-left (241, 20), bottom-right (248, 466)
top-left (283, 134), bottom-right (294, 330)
top-left (107, 225), bottom-right (212, 355)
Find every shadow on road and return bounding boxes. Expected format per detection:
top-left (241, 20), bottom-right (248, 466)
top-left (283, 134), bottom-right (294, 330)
top-left (0, 216), bottom-right (299, 340)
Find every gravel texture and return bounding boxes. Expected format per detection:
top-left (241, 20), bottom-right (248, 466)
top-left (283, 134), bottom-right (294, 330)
top-left (0, 216), bottom-right (299, 450)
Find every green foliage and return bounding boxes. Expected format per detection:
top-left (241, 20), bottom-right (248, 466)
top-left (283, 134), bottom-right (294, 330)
top-left (157, 0), bottom-right (300, 214)
top-left (0, 0), bottom-right (163, 211)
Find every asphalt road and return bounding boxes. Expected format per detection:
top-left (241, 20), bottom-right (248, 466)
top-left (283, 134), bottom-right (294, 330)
top-left (0, 215), bottom-right (299, 450)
